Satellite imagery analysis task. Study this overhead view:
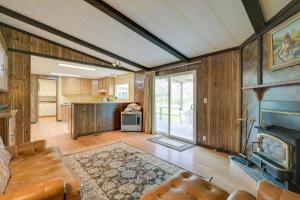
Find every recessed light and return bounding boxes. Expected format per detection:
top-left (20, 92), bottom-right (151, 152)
top-left (58, 63), bottom-right (96, 71)
top-left (51, 72), bottom-right (80, 77)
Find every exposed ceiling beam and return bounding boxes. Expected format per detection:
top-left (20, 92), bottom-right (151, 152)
top-left (151, 46), bottom-right (240, 71)
top-left (241, 0), bottom-right (265, 34)
top-left (0, 22), bottom-right (113, 66)
top-left (0, 5), bottom-right (147, 70)
top-left (84, 0), bottom-right (189, 62)
top-left (241, 0), bottom-right (300, 47)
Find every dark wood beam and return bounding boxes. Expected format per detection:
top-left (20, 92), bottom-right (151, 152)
top-left (241, 0), bottom-right (265, 34)
top-left (84, 0), bottom-right (189, 61)
top-left (8, 48), bottom-right (133, 72)
top-left (151, 46), bottom-right (240, 71)
top-left (0, 5), bottom-right (147, 70)
top-left (241, 0), bottom-right (300, 47)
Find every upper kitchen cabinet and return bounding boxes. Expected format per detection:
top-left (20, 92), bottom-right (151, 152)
top-left (61, 77), bottom-right (81, 95)
top-left (80, 79), bottom-right (92, 95)
top-left (98, 77), bottom-right (115, 96)
top-left (91, 80), bottom-right (99, 96)
top-left (0, 33), bottom-right (8, 92)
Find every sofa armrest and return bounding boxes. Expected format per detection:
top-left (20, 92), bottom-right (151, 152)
top-left (227, 191), bottom-right (256, 200)
top-left (0, 178), bottom-right (65, 200)
top-left (6, 140), bottom-right (47, 158)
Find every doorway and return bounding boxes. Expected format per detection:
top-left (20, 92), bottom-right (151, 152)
top-left (154, 70), bottom-right (196, 143)
top-left (30, 75), bottom-right (69, 141)
top-left (38, 79), bottom-right (57, 118)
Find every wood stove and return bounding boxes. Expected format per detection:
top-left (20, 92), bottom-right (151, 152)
top-left (252, 101), bottom-right (300, 192)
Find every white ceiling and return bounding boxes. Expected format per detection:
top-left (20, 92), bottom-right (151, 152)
top-left (31, 56), bottom-right (128, 79)
top-left (105, 0), bottom-right (254, 57)
top-left (259, 0), bottom-right (291, 21)
top-left (0, 14), bottom-right (141, 72)
top-left (0, 0), bottom-right (178, 68)
top-left (0, 0), bottom-right (291, 70)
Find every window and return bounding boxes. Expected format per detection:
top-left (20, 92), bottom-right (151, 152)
top-left (115, 83), bottom-right (129, 99)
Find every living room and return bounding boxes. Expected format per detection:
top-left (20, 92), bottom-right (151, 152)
top-left (0, 0), bottom-right (299, 200)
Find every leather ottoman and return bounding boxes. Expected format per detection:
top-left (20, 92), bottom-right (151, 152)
top-left (140, 171), bottom-right (229, 200)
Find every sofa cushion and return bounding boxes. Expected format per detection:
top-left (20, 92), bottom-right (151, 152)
top-left (0, 162), bottom-right (9, 194)
top-left (0, 137), bottom-right (5, 149)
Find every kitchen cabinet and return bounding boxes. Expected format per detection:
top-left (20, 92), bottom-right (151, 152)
top-left (91, 80), bottom-right (98, 96)
top-left (98, 77), bottom-right (115, 95)
top-left (61, 104), bottom-right (71, 122)
top-left (61, 77), bottom-right (81, 95)
top-left (71, 103), bottom-right (129, 139)
top-left (80, 79), bottom-right (92, 95)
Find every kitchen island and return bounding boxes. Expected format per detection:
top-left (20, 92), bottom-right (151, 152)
top-left (70, 102), bottom-right (132, 139)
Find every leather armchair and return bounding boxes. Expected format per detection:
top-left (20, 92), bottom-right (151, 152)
top-left (140, 171), bottom-right (300, 200)
top-left (0, 178), bottom-right (65, 200)
top-left (1, 140), bottom-right (80, 200)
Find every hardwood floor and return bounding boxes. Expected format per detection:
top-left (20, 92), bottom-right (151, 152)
top-left (31, 117), bottom-right (256, 195)
top-left (31, 117), bottom-right (69, 141)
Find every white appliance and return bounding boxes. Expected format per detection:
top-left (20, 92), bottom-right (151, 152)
top-left (121, 112), bottom-right (142, 132)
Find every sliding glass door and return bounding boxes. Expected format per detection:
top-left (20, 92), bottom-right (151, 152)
top-left (154, 71), bottom-right (196, 143)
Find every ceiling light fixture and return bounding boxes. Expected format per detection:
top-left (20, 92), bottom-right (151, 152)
top-left (51, 72), bottom-right (80, 77)
top-left (58, 63), bottom-right (96, 71)
top-left (112, 60), bottom-right (121, 67)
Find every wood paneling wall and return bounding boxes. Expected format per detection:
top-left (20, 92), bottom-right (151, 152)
top-left (0, 25), bottom-right (31, 144)
top-left (156, 50), bottom-right (241, 154)
top-left (198, 51), bottom-right (241, 153)
top-left (0, 24), bottom-right (120, 145)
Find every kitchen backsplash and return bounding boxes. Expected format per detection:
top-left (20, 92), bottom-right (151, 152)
top-left (61, 95), bottom-right (100, 103)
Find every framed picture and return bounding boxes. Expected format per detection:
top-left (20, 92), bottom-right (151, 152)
top-left (267, 12), bottom-right (300, 71)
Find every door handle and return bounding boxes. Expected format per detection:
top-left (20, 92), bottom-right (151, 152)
top-left (191, 104), bottom-right (195, 111)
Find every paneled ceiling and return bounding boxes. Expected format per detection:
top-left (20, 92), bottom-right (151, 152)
top-left (0, 0), bottom-right (291, 71)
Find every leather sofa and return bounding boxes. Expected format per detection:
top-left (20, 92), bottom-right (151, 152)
top-left (140, 171), bottom-right (300, 200)
top-left (0, 140), bottom-right (80, 200)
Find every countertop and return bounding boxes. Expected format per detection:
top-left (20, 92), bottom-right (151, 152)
top-left (71, 102), bottom-right (135, 104)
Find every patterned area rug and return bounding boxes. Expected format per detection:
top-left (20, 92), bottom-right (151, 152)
top-left (64, 142), bottom-right (182, 200)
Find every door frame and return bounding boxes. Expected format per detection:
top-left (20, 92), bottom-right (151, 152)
top-left (153, 70), bottom-right (197, 144)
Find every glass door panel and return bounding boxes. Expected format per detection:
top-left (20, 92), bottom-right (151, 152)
top-left (170, 74), bottom-right (194, 141)
top-left (154, 77), bottom-right (169, 134)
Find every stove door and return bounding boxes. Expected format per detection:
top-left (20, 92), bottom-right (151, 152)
top-left (257, 133), bottom-right (291, 170)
